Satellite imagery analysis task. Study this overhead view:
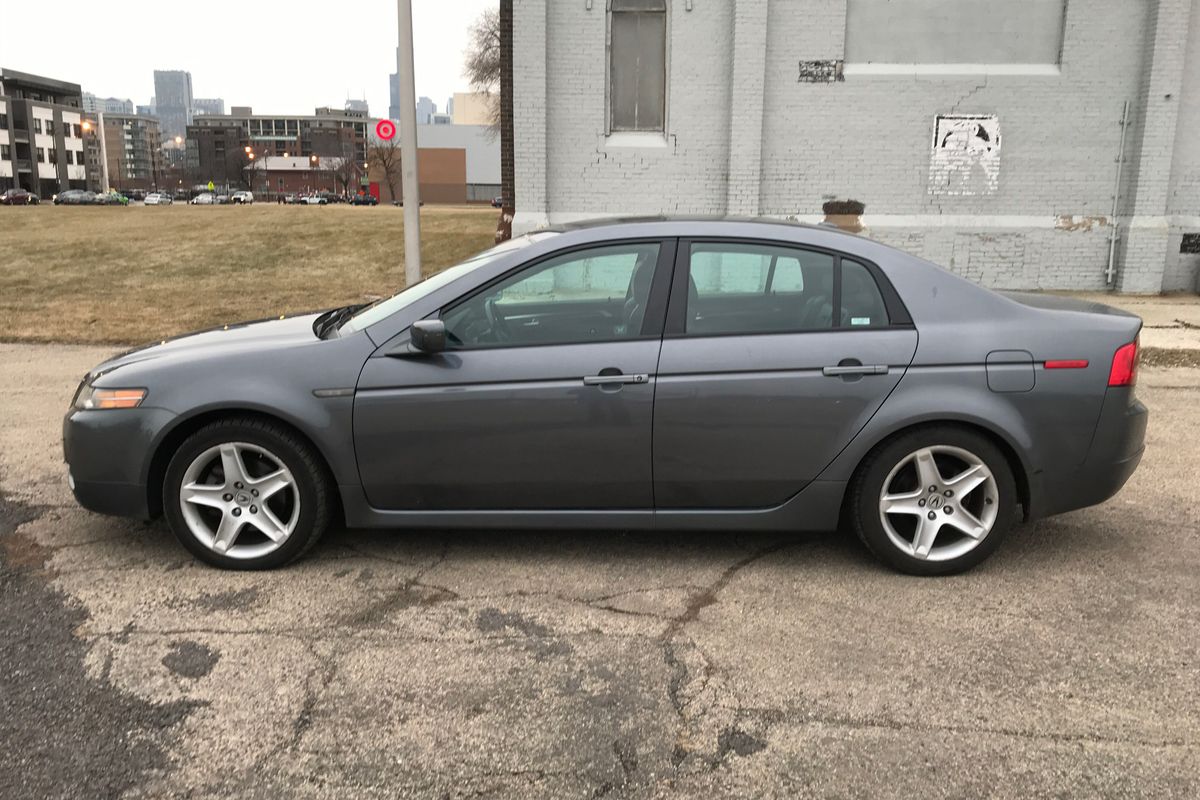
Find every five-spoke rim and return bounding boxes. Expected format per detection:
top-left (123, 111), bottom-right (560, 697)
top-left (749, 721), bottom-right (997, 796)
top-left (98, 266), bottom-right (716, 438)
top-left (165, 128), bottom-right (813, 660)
top-left (179, 442), bottom-right (299, 559)
top-left (878, 445), bottom-right (999, 562)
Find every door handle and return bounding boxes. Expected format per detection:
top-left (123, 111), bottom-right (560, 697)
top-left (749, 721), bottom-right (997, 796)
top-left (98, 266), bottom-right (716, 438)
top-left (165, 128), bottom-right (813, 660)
top-left (583, 373), bottom-right (649, 386)
top-left (822, 365), bottom-right (889, 377)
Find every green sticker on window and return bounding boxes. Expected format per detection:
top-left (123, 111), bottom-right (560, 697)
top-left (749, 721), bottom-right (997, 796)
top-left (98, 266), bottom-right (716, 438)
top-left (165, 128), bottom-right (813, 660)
top-left (851, 317), bottom-right (870, 326)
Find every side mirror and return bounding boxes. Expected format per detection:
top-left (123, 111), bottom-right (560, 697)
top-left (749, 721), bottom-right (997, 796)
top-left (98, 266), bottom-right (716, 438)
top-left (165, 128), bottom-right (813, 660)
top-left (409, 319), bottom-right (447, 354)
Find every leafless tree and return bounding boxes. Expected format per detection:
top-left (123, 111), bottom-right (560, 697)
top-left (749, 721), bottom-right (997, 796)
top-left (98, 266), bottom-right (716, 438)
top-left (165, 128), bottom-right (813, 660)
top-left (332, 143), bottom-right (364, 196)
top-left (464, 5), bottom-right (502, 135)
top-left (368, 138), bottom-right (404, 202)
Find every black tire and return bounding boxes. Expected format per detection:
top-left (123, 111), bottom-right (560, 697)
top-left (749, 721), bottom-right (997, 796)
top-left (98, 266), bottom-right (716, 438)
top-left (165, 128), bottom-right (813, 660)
top-left (162, 417), bottom-right (333, 570)
top-left (850, 425), bottom-right (1018, 576)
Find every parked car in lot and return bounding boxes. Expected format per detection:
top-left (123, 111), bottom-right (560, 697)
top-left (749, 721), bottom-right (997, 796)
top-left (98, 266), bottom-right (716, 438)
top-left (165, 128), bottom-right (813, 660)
top-left (190, 193), bottom-right (216, 205)
top-left (491, 195), bottom-right (503, 208)
top-left (63, 218), bottom-right (1147, 573)
top-left (350, 193), bottom-right (378, 206)
top-left (231, 191), bottom-right (254, 205)
top-left (53, 190), bottom-right (97, 205)
top-left (1, 188), bottom-right (40, 205)
top-left (143, 192), bottom-right (174, 205)
top-left (303, 194), bottom-right (329, 205)
top-left (123, 190), bottom-right (147, 202)
top-left (95, 191), bottom-right (130, 206)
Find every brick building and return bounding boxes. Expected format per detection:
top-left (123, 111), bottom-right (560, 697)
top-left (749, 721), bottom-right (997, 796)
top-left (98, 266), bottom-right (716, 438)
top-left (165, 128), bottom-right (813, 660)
top-left (102, 114), bottom-right (164, 191)
top-left (513, 0), bottom-right (1200, 293)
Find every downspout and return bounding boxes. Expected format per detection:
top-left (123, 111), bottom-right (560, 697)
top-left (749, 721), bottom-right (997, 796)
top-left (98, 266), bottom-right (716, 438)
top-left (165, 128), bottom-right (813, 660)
top-left (1105, 100), bottom-right (1130, 287)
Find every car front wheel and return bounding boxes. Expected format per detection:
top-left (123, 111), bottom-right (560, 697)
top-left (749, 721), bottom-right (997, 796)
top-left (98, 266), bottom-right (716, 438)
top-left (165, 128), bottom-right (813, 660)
top-left (850, 426), bottom-right (1017, 576)
top-left (163, 418), bottom-right (332, 569)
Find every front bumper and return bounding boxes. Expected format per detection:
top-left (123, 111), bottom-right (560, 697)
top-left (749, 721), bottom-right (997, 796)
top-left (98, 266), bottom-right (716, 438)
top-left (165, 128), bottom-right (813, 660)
top-left (1032, 387), bottom-right (1148, 519)
top-left (63, 406), bottom-right (174, 520)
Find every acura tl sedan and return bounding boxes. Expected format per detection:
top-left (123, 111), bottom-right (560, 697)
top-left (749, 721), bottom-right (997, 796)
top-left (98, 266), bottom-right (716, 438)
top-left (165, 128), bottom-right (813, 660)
top-left (63, 219), bottom-right (1147, 574)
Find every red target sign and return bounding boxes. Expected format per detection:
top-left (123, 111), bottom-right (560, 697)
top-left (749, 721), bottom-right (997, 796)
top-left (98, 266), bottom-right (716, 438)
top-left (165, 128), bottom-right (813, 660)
top-left (375, 119), bottom-right (396, 140)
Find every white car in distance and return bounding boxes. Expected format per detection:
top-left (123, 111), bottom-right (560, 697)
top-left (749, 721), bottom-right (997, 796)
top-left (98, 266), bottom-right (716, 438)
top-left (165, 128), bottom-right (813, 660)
top-left (143, 193), bottom-right (173, 205)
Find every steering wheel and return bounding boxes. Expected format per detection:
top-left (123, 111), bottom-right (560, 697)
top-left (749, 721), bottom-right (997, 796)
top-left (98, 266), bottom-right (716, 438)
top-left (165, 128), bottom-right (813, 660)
top-left (484, 297), bottom-right (511, 342)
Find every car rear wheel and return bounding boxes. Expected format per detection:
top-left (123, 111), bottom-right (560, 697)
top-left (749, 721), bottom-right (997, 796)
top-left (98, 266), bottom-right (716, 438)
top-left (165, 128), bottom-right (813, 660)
top-left (163, 418), bottom-right (332, 569)
top-left (850, 426), bottom-right (1017, 576)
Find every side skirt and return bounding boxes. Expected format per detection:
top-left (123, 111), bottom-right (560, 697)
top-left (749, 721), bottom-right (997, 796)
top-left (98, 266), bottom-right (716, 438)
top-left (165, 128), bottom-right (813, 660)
top-left (336, 480), bottom-right (848, 532)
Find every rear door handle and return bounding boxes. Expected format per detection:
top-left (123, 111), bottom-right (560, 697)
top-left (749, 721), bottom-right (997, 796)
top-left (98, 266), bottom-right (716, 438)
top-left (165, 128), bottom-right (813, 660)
top-left (583, 373), bottom-right (649, 386)
top-left (822, 365), bottom-right (889, 377)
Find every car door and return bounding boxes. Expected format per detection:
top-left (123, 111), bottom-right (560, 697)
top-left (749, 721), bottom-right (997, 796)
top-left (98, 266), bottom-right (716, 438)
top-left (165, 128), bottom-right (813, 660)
top-left (653, 239), bottom-right (918, 508)
top-left (354, 239), bottom-right (675, 510)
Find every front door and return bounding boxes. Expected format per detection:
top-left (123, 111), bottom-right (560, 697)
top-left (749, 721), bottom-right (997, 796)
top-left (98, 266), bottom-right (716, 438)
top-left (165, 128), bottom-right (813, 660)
top-left (354, 240), bottom-right (673, 510)
top-left (653, 240), bottom-right (919, 508)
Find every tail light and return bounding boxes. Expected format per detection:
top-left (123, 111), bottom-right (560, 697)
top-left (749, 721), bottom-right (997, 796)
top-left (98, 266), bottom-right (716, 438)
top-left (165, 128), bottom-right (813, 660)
top-left (1108, 338), bottom-right (1139, 387)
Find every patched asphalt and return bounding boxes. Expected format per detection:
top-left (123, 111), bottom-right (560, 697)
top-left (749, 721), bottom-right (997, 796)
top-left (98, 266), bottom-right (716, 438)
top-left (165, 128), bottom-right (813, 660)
top-left (0, 343), bottom-right (1197, 799)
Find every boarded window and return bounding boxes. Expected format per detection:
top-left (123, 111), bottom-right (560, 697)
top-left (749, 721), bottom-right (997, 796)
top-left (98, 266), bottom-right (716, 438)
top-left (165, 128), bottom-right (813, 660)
top-left (845, 0), bottom-right (1067, 65)
top-left (610, 0), bottom-right (666, 132)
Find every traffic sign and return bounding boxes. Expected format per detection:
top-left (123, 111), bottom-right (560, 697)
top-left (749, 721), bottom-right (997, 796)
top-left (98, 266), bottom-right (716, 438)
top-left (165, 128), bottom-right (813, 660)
top-left (375, 119), bottom-right (396, 140)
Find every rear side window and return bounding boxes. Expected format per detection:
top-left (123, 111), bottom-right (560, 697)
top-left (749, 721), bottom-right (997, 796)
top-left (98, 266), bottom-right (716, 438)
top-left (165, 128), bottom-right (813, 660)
top-left (680, 242), bottom-right (890, 336)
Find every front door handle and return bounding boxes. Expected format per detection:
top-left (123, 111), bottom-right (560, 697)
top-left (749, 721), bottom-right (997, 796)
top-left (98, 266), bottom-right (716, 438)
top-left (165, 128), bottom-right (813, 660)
top-left (583, 373), bottom-right (649, 386)
top-left (822, 364), bottom-right (889, 377)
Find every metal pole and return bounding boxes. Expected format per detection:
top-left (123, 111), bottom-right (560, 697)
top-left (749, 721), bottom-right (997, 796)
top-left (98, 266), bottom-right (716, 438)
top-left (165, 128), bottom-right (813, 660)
top-left (1105, 100), bottom-right (1130, 287)
top-left (397, 0), bottom-right (422, 285)
top-left (96, 111), bottom-right (109, 192)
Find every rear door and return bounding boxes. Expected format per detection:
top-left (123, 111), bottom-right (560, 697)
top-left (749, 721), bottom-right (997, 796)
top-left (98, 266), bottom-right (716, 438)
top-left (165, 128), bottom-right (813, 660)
top-left (653, 239), bottom-right (918, 508)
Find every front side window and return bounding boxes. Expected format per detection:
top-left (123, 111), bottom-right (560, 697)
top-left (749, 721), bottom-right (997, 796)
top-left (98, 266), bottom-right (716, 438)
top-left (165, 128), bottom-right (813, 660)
top-left (443, 242), bottom-right (661, 348)
top-left (610, 0), bottom-right (666, 132)
top-left (681, 243), bottom-right (890, 336)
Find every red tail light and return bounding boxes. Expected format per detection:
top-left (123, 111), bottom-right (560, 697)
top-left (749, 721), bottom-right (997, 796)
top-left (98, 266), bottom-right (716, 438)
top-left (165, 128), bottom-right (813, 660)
top-left (1108, 339), bottom-right (1139, 387)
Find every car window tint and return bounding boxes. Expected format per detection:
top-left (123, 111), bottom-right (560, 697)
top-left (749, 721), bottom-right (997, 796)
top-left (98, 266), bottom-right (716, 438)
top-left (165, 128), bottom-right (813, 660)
top-left (442, 242), bottom-right (661, 348)
top-left (841, 259), bottom-right (890, 328)
top-left (685, 243), bottom-right (834, 335)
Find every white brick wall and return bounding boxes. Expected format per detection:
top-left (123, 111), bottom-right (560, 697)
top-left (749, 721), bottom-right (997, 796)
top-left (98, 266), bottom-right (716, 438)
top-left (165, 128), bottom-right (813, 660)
top-left (514, 0), bottom-right (1200, 292)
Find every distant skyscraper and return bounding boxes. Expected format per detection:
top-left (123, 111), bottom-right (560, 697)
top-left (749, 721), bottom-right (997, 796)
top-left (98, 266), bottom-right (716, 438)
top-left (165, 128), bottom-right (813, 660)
top-left (82, 93), bottom-right (134, 114)
top-left (416, 96), bottom-right (436, 125)
top-left (152, 70), bottom-right (193, 142)
top-left (388, 46), bottom-right (400, 120)
top-left (193, 97), bottom-right (225, 116)
top-left (446, 96), bottom-right (454, 117)
top-left (345, 98), bottom-right (369, 115)
top-left (136, 104), bottom-right (155, 117)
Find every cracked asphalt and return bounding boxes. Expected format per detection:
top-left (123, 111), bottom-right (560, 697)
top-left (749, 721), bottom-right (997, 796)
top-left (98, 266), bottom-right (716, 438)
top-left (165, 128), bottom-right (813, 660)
top-left (1, 342), bottom-right (1198, 799)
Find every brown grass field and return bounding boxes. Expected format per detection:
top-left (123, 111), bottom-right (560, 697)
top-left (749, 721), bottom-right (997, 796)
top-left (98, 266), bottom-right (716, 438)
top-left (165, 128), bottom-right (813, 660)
top-left (0, 203), bottom-right (499, 344)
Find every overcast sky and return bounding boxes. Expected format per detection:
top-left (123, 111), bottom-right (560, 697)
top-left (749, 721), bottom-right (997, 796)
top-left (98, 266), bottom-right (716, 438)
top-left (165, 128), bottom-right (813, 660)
top-left (0, 0), bottom-right (497, 117)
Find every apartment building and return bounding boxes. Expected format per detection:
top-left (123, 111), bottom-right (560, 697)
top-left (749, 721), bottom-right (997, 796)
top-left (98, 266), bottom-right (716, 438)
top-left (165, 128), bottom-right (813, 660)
top-left (103, 114), bottom-right (165, 191)
top-left (0, 68), bottom-right (89, 196)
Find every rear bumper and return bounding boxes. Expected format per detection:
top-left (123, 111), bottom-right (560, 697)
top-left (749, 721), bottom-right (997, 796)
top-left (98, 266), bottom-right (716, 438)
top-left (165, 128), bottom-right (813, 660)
top-left (1031, 387), bottom-right (1148, 519)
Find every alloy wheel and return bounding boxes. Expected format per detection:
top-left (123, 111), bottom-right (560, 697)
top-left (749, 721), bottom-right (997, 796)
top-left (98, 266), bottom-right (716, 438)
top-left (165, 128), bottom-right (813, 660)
top-left (178, 442), bottom-right (300, 560)
top-left (878, 445), bottom-right (999, 562)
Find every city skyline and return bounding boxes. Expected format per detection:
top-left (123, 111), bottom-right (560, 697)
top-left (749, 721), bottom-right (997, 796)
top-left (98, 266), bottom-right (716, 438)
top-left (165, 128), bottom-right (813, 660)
top-left (0, 0), bottom-right (497, 121)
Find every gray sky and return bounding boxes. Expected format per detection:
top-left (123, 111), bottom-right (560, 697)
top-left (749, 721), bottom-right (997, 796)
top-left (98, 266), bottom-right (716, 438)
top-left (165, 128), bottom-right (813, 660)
top-left (0, 0), bottom-right (497, 117)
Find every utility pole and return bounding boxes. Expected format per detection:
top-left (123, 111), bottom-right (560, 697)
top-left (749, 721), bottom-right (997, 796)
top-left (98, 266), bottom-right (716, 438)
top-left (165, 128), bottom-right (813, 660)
top-left (397, 0), bottom-right (422, 285)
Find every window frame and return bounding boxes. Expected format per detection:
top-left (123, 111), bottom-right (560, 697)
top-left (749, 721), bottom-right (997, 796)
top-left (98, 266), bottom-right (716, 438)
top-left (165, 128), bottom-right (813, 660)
top-left (606, 0), bottom-right (669, 135)
top-left (663, 237), bottom-right (912, 339)
top-left (432, 237), bottom-right (677, 353)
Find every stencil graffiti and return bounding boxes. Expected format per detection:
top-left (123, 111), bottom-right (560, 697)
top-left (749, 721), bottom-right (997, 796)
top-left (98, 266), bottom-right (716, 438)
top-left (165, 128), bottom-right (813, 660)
top-left (929, 115), bottom-right (1001, 196)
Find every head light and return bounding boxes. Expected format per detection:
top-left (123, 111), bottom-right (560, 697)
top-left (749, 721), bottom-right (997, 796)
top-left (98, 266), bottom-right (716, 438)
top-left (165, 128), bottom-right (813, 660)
top-left (74, 386), bottom-right (147, 410)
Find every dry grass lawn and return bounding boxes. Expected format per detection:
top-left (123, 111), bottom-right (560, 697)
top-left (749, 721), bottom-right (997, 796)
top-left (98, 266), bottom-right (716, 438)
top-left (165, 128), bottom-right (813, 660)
top-left (0, 203), bottom-right (499, 344)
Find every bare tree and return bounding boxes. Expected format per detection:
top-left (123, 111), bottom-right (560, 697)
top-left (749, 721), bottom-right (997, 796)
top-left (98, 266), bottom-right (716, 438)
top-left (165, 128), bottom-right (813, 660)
top-left (332, 143), bottom-right (364, 196)
top-left (464, 6), bottom-right (501, 134)
top-left (368, 138), bottom-right (404, 202)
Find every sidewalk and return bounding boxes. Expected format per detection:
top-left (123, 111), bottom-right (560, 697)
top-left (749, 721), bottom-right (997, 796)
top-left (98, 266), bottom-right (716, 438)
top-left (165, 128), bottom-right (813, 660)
top-left (1057, 292), bottom-right (1200, 355)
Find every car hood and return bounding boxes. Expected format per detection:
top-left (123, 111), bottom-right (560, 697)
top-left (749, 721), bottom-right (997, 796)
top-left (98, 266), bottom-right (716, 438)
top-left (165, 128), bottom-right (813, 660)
top-left (90, 313), bottom-right (325, 379)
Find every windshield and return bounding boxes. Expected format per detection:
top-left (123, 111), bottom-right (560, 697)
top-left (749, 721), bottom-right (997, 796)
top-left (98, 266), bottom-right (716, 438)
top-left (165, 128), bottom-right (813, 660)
top-left (338, 232), bottom-right (559, 334)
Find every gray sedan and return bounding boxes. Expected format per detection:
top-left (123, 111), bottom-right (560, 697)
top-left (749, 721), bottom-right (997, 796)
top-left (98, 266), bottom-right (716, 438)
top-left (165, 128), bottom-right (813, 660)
top-left (63, 218), bottom-right (1147, 574)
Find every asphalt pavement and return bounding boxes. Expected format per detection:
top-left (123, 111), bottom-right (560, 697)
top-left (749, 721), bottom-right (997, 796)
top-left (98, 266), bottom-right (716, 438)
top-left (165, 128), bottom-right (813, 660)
top-left (0, 342), bottom-right (1197, 799)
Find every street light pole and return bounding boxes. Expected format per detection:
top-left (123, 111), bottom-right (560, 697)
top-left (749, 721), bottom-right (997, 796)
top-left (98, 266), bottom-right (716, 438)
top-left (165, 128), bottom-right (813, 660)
top-left (397, 0), bottom-right (422, 285)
